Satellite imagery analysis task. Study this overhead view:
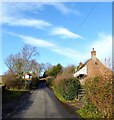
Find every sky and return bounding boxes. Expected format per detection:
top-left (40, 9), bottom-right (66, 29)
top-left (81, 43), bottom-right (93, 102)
top-left (1, 2), bottom-right (112, 75)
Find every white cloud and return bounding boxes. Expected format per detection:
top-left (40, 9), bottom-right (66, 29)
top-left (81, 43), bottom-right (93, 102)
top-left (50, 27), bottom-right (84, 39)
top-left (77, 33), bottom-right (112, 69)
top-left (52, 47), bottom-right (84, 60)
top-left (78, 33), bottom-right (112, 65)
top-left (6, 32), bottom-right (56, 48)
top-left (3, 16), bottom-right (52, 29)
top-left (2, 3), bottom-right (52, 28)
top-left (3, 16), bottom-right (84, 40)
top-left (90, 33), bottom-right (112, 62)
top-left (2, 3), bottom-right (82, 39)
top-left (6, 32), bottom-right (84, 60)
top-left (2, 3), bottom-right (44, 16)
top-left (47, 3), bottom-right (80, 15)
top-left (54, 33), bottom-right (112, 65)
top-left (2, 2), bottom-right (80, 18)
top-left (21, 36), bottom-right (56, 48)
top-left (5, 32), bottom-right (112, 67)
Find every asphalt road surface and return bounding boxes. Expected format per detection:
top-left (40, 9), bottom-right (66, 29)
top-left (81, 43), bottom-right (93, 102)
top-left (12, 81), bottom-right (80, 118)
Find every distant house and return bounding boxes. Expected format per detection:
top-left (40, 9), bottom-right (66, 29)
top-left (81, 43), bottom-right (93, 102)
top-left (74, 48), bottom-right (112, 84)
top-left (23, 73), bottom-right (32, 80)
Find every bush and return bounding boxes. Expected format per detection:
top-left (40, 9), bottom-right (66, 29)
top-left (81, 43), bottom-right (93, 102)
top-left (56, 77), bottom-right (81, 100)
top-left (2, 73), bottom-right (27, 89)
top-left (84, 76), bottom-right (112, 118)
top-left (46, 76), bottom-right (54, 87)
top-left (54, 73), bottom-right (73, 86)
top-left (2, 73), bottom-right (20, 89)
top-left (44, 64), bottom-right (63, 77)
top-left (31, 77), bottom-right (39, 89)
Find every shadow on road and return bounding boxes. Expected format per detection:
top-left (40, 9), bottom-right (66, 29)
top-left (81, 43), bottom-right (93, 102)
top-left (2, 91), bottom-right (33, 119)
top-left (2, 80), bottom-right (47, 118)
top-left (38, 80), bottom-right (47, 90)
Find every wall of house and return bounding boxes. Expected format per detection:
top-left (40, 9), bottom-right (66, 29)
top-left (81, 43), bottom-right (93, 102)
top-left (0, 76), bottom-right (2, 83)
top-left (74, 65), bottom-right (87, 77)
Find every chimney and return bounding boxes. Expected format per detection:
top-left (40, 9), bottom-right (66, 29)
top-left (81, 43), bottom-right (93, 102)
top-left (79, 61), bottom-right (83, 67)
top-left (91, 48), bottom-right (96, 59)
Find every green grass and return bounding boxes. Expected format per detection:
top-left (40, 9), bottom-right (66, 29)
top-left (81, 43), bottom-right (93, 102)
top-left (2, 89), bottom-right (30, 103)
top-left (51, 86), bottom-right (74, 103)
top-left (77, 104), bottom-right (103, 118)
top-left (0, 83), bottom-right (4, 85)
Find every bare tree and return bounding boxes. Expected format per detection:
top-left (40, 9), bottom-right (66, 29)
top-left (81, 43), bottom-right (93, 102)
top-left (44, 63), bottom-right (53, 70)
top-left (5, 44), bottom-right (39, 79)
top-left (63, 65), bottom-right (76, 74)
top-left (21, 44), bottom-right (39, 72)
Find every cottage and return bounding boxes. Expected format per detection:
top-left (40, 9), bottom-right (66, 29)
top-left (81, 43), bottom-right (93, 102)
top-left (74, 48), bottom-right (112, 84)
top-left (23, 73), bottom-right (32, 80)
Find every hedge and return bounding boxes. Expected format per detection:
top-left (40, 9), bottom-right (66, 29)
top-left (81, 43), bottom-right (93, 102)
top-left (56, 77), bottom-right (81, 100)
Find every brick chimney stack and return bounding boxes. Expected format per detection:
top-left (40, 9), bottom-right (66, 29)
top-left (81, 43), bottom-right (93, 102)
top-left (79, 61), bottom-right (83, 67)
top-left (91, 48), bottom-right (96, 59)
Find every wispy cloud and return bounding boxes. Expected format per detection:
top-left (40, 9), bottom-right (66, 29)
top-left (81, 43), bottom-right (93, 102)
top-left (6, 32), bottom-right (55, 48)
top-left (52, 47), bottom-right (84, 60)
top-left (6, 32), bottom-right (84, 60)
top-left (50, 27), bottom-right (84, 39)
top-left (2, 3), bottom-right (82, 39)
top-left (3, 16), bottom-right (52, 29)
top-left (3, 2), bottom-right (80, 16)
top-left (3, 16), bottom-right (84, 40)
top-left (2, 3), bottom-right (52, 29)
top-left (2, 3), bottom-right (44, 16)
top-left (5, 32), bottom-right (112, 66)
top-left (22, 36), bottom-right (56, 48)
top-left (47, 3), bottom-right (80, 15)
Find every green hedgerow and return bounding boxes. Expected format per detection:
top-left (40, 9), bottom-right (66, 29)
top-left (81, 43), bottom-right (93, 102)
top-left (57, 77), bottom-right (81, 100)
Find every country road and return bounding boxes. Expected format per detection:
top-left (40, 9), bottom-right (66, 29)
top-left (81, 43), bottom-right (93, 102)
top-left (4, 81), bottom-right (81, 118)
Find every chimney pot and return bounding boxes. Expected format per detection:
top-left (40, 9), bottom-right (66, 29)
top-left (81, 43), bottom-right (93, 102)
top-left (91, 48), bottom-right (96, 59)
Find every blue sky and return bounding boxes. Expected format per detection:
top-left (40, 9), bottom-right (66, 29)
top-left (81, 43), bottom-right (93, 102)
top-left (1, 2), bottom-right (112, 75)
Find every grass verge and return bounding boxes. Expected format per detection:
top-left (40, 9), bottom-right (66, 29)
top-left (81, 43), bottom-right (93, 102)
top-left (2, 89), bottom-right (30, 103)
top-left (51, 86), bottom-right (67, 103)
top-left (77, 104), bottom-right (103, 118)
top-left (51, 86), bottom-right (77, 103)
